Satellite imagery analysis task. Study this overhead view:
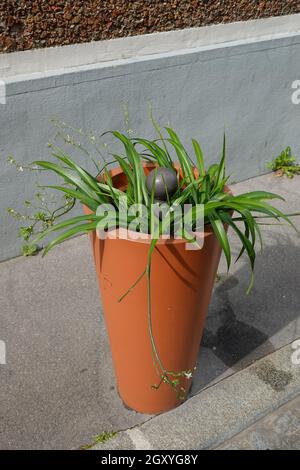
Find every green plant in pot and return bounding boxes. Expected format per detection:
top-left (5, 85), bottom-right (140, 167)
top-left (9, 123), bottom-right (299, 414)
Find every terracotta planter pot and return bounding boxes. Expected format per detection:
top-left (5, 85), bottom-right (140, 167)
top-left (84, 166), bottom-right (227, 414)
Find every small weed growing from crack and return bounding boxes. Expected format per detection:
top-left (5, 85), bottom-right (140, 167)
top-left (81, 431), bottom-right (117, 450)
top-left (267, 147), bottom-right (300, 178)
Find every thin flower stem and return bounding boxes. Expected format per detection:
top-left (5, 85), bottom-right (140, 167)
top-left (118, 268), bottom-right (147, 303)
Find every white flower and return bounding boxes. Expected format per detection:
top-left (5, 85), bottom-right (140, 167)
top-left (184, 372), bottom-right (193, 380)
top-left (18, 166), bottom-right (24, 172)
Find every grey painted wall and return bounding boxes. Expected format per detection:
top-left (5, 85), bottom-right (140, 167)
top-left (1, 29), bottom-right (300, 261)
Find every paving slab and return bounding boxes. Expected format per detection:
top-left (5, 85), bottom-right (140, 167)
top-left (217, 393), bottom-right (300, 450)
top-left (0, 173), bottom-right (299, 449)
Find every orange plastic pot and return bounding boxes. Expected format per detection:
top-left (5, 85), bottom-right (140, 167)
top-left (84, 166), bottom-right (227, 414)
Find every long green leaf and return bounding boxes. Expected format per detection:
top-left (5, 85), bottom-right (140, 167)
top-left (234, 191), bottom-right (285, 201)
top-left (192, 139), bottom-right (205, 177)
top-left (133, 138), bottom-right (171, 168)
top-left (33, 161), bottom-right (105, 203)
top-left (42, 221), bottom-right (98, 256)
top-left (215, 133), bottom-right (226, 189)
top-left (51, 151), bottom-right (102, 195)
top-left (208, 210), bottom-right (231, 270)
top-left (219, 211), bottom-right (255, 293)
top-left (42, 185), bottom-right (99, 211)
top-left (34, 214), bottom-right (99, 244)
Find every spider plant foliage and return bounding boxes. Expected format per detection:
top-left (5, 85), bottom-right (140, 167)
top-left (31, 127), bottom-right (296, 293)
